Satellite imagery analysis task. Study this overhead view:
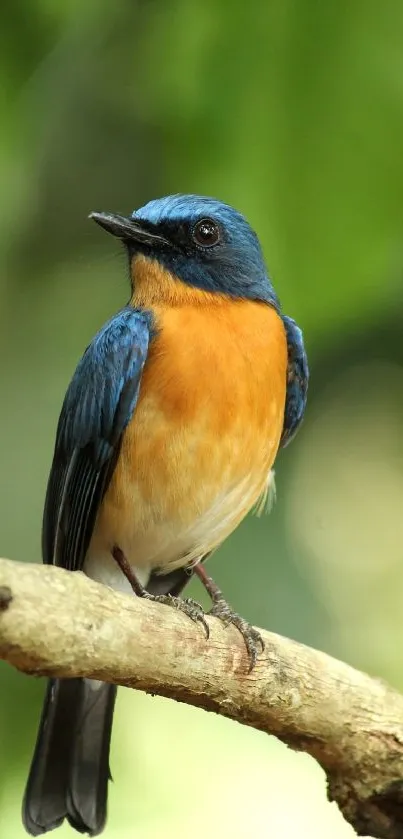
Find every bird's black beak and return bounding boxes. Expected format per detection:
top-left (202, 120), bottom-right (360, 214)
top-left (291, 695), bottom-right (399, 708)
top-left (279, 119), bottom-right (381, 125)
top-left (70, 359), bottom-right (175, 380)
top-left (89, 211), bottom-right (169, 248)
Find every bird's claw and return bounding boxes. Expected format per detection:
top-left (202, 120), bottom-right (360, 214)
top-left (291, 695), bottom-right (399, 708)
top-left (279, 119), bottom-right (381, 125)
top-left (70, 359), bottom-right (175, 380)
top-left (209, 599), bottom-right (264, 672)
top-left (144, 592), bottom-right (210, 639)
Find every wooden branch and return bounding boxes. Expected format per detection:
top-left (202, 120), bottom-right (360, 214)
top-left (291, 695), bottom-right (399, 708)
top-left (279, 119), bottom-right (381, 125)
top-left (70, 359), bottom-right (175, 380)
top-left (1, 558), bottom-right (403, 838)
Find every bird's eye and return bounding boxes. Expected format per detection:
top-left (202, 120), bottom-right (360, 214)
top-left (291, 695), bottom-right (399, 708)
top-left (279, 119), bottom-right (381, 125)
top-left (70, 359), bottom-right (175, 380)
top-left (192, 218), bottom-right (220, 247)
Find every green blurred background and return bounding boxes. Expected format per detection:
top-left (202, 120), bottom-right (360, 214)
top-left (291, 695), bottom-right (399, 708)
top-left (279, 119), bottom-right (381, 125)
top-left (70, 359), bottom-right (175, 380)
top-left (1, 1), bottom-right (403, 837)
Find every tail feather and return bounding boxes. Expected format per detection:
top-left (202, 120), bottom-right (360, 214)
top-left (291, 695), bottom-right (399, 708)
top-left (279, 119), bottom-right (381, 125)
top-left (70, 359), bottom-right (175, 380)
top-left (67, 680), bottom-right (117, 834)
top-left (23, 678), bottom-right (117, 836)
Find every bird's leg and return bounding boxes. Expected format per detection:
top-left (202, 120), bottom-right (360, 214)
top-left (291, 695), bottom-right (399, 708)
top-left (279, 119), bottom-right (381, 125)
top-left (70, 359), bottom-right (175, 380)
top-left (111, 546), bottom-right (209, 637)
top-left (193, 563), bottom-right (264, 672)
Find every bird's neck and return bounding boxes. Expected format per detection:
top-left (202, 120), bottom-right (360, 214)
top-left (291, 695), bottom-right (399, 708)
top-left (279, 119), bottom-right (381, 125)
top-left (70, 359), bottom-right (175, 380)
top-left (130, 254), bottom-right (233, 309)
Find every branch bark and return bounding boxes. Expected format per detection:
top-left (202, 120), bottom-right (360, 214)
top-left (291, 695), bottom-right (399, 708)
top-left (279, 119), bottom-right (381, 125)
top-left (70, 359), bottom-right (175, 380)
top-left (1, 557), bottom-right (403, 838)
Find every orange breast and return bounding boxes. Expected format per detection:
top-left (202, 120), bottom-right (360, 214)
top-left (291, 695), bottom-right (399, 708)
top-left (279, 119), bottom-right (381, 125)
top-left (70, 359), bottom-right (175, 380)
top-left (92, 296), bottom-right (287, 574)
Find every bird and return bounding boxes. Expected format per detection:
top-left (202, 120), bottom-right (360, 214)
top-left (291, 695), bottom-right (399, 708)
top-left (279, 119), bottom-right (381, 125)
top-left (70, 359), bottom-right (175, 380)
top-left (22, 193), bottom-right (308, 837)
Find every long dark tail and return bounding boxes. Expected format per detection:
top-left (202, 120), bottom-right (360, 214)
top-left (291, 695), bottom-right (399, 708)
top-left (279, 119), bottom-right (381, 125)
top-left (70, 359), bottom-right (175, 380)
top-left (23, 678), bottom-right (117, 836)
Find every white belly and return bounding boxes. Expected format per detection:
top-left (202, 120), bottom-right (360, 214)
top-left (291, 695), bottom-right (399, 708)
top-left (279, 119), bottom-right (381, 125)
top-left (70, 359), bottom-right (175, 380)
top-left (84, 469), bottom-right (275, 594)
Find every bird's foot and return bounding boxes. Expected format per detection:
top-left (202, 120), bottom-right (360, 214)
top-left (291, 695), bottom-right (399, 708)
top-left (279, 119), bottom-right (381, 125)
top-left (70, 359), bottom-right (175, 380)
top-left (112, 545), bottom-right (209, 637)
top-left (208, 598), bottom-right (264, 672)
top-left (193, 562), bottom-right (264, 672)
top-left (141, 591), bottom-right (209, 638)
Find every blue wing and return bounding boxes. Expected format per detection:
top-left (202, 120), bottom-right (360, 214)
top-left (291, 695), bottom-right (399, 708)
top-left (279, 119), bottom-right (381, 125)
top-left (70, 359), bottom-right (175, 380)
top-left (42, 307), bottom-right (152, 571)
top-left (280, 315), bottom-right (309, 448)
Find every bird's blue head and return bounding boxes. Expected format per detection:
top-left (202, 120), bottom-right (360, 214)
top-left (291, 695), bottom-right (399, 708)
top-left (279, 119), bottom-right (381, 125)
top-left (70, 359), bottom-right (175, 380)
top-left (90, 194), bottom-right (279, 308)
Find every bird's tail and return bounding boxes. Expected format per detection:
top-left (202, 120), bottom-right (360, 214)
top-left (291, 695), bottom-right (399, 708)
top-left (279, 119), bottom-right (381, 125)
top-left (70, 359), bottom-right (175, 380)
top-left (22, 677), bottom-right (117, 836)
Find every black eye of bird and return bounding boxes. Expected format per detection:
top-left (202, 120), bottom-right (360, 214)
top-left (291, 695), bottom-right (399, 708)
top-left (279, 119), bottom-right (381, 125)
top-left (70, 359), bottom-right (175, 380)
top-left (192, 218), bottom-right (220, 248)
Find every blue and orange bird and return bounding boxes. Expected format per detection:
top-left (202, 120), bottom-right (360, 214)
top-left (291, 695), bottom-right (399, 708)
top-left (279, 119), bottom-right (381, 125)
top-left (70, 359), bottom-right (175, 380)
top-left (23, 194), bottom-right (308, 836)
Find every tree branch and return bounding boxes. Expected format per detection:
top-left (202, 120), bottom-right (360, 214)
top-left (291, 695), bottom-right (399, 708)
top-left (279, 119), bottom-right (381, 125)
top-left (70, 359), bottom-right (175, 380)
top-left (1, 557), bottom-right (403, 838)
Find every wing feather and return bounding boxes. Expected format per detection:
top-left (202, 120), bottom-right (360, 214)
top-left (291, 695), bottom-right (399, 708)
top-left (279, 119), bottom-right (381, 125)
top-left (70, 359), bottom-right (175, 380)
top-left (42, 307), bottom-right (152, 572)
top-left (280, 315), bottom-right (309, 447)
